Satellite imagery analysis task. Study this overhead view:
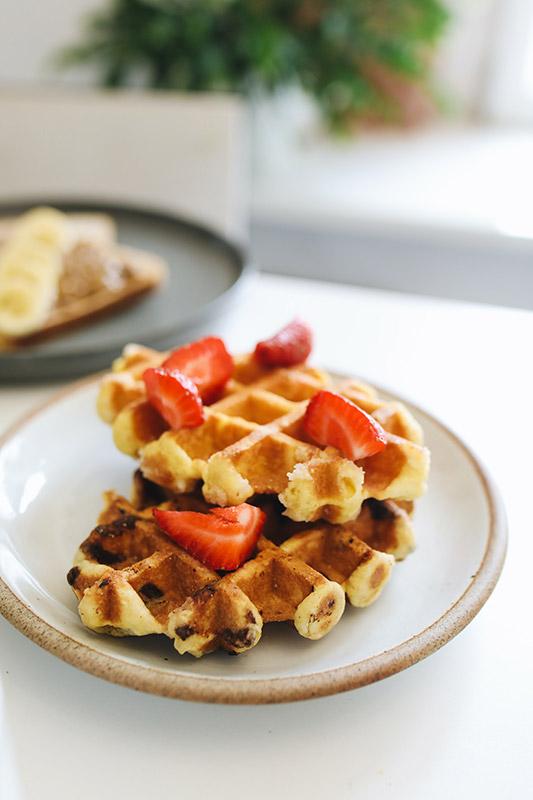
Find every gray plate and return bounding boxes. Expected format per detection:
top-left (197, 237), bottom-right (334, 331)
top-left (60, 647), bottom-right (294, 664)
top-left (0, 200), bottom-right (250, 382)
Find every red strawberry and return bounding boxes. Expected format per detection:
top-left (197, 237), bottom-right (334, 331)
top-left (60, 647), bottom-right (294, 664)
top-left (153, 503), bottom-right (265, 570)
top-left (143, 367), bottom-right (204, 430)
top-left (254, 319), bottom-right (313, 367)
top-left (304, 390), bottom-right (387, 460)
top-left (162, 336), bottom-right (233, 403)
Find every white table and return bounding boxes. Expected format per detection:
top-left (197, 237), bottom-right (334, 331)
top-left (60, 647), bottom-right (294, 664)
top-left (1, 273), bottom-right (531, 799)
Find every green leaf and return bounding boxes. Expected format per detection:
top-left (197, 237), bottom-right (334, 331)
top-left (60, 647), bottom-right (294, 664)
top-left (55, 0), bottom-right (449, 130)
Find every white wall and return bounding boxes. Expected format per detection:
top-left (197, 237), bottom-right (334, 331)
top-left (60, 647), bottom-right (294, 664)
top-left (0, 0), bottom-right (99, 86)
top-left (433, 0), bottom-right (498, 116)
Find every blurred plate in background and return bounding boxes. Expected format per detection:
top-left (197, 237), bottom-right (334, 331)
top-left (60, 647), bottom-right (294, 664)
top-left (0, 201), bottom-right (250, 382)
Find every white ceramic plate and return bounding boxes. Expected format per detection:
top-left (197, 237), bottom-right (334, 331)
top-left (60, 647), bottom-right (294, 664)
top-left (0, 376), bottom-right (506, 704)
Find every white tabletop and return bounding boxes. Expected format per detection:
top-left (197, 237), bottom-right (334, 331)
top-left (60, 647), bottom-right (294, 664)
top-left (1, 273), bottom-right (531, 799)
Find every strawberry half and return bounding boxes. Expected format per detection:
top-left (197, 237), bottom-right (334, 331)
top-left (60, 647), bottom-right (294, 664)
top-left (143, 367), bottom-right (205, 430)
top-left (254, 319), bottom-right (312, 368)
top-left (162, 336), bottom-right (233, 403)
top-left (304, 390), bottom-right (387, 460)
top-left (153, 503), bottom-right (265, 570)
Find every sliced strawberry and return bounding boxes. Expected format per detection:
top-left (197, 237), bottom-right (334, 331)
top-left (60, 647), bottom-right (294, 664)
top-left (304, 390), bottom-right (387, 460)
top-left (210, 506), bottom-right (242, 523)
top-left (143, 367), bottom-right (204, 430)
top-left (153, 503), bottom-right (265, 570)
top-left (254, 319), bottom-right (313, 368)
top-left (162, 336), bottom-right (233, 403)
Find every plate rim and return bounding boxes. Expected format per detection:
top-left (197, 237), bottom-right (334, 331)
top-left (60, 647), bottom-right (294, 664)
top-left (0, 372), bottom-right (508, 704)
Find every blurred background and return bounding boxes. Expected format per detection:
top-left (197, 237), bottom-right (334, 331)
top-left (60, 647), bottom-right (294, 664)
top-left (1, 0), bottom-right (533, 309)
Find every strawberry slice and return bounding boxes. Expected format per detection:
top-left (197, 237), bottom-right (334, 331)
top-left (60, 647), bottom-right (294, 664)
top-left (162, 336), bottom-right (233, 403)
top-left (153, 503), bottom-right (265, 570)
top-left (304, 390), bottom-right (387, 460)
top-left (254, 319), bottom-right (313, 367)
top-left (143, 367), bottom-right (204, 430)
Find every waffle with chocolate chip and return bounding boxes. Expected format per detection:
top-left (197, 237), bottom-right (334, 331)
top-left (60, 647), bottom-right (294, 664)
top-left (67, 476), bottom-right (412, 658)
top-left (97, 344), bottom-right (429, 526)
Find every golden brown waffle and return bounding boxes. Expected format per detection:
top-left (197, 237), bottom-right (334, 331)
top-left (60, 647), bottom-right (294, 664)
top-left (67, 483), bottom-right (406, 657)
top-left (98, 346), bottom-right (429, 525)
top-left (68, 492), bottom-right (262, 654)
top-left (261, 495), bottom-right (415, 563)
top-left (96, 344), bottom-right (167, 424)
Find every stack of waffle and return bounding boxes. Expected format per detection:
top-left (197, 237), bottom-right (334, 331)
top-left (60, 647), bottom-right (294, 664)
top-left (68, 343), bottom-right (430, 657)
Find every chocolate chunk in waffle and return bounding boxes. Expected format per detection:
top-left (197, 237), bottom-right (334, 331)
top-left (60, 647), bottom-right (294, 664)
top-left (68, 484), bottom-right (405, 657)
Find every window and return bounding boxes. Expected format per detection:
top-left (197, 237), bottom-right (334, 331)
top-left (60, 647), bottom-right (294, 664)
top-left (483, 0), bottom-right (533, 122)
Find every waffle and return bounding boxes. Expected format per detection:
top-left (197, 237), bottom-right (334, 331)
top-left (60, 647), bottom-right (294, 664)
top-left (67, 482), bottom-right (408, 657)
top-left (97, 345), bottom-right (429, 525)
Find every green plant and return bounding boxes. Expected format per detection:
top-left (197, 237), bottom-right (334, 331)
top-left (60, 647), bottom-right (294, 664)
top-left (58, 0), bottom-right (449, 130)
